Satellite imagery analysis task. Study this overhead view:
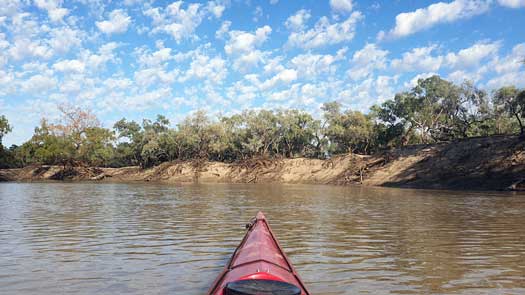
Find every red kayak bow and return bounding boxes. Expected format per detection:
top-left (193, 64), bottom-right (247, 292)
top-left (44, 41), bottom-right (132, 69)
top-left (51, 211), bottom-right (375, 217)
top-left (208, 212), bottom-right (310, 295)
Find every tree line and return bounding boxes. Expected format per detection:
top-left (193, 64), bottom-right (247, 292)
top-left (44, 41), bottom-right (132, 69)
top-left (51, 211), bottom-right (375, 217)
top-left (0, 75), bottom-right (524, 169)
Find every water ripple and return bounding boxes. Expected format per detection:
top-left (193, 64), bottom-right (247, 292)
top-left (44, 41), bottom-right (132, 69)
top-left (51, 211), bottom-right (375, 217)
top-left (1, 183), bottom-right (525, 294)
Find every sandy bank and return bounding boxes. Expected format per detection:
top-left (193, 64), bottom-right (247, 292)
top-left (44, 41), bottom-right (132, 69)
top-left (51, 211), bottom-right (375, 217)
top-left (1, 135), bottom-right (524, 191)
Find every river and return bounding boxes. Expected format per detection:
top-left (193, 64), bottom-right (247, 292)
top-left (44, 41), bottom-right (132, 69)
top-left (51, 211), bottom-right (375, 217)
top-left (0, 182), bottom-right (524, 294)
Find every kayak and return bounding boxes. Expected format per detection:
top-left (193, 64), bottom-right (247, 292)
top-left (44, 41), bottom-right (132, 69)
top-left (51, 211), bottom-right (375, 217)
top-left (208, 211), bottom-right (310, 295)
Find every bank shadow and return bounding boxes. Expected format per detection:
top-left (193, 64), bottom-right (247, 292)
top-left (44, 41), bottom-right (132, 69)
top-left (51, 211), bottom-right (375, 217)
top-left (380, 135), bottom-right (525, 191)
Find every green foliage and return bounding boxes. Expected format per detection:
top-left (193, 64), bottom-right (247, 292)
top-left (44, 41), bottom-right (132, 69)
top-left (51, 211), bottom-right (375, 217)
top-left (79, 127), bottom-right (115, 166)
top-left (0, 115), bottom-right (11, 146)
top-left (322, 102), bottom-right (375, 154)
top-left (0, 115), bottom-right (13, 168)
top-left (113, 115), bottom-right (171, 168)
top-left (372, 76), bottom-right (519, 144)
top-left (276, 109), bottom-right (317, 157)
top-left (27, 120), bottom-right (76, 165)
top-left (1, 76), bottom-right (525, 169)
top-left (493, 86), bottom-right (525, 136)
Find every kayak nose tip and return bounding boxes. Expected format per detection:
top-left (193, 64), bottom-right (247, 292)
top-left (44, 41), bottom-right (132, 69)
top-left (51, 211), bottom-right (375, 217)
top-left (256, 211), bottom-right (266, 220)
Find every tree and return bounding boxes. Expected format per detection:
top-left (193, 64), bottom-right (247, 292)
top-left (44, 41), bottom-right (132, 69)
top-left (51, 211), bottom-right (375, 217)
top-left (451, 82), bottom-right (491, 137)
top-left (54, 104), bottom-right (101, 151)
top-left (6, 76), bottom-right (525, 169)
top-left (141, 115), bottom-right (171, 167)
top-left (374, 76), bottom-right (475, 144)
top-left (308, 119), bottom-right (329, 158)
top-left (113, 118), bottom-right (144, 166)
top-left (276, 110), bottom-right (317, 158)
top-left (242, 110), bottom-right (279, 157)
top-left (176, 110), bottom-right (214, 160)
top-left (322, 102), bottom-right (375, 154)
top-left (114, 115), bottom-right (172, 168)
top-left (219, 114), bottom-right (250, 160)
top-left (25, 119), bottom-right (76, 165)
top-left (494, 86), bottom-right (525, 137)
top-left (0, 115), bottom-right (13, 168)
top-left (0, 115), bottom-right (12, 147)
top-left (79, 127), bottom-right (115, 166)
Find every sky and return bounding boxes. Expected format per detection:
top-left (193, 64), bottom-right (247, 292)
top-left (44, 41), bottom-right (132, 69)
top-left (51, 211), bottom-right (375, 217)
top-left (0, 0), bottom-right (524, 146)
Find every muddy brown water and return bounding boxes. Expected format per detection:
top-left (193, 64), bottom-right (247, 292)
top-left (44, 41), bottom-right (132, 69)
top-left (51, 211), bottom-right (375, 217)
top-left (1, 182), bottom-right (524, 294)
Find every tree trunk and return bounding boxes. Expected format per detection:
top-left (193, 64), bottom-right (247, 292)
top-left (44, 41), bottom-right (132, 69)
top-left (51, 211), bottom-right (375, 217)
top-left (515, 113), bottom-right (524, 137)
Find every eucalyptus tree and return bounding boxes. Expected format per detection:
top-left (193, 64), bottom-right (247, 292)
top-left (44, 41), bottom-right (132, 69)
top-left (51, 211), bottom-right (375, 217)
top-left (241, 110), bottom-right (279, 157)
top-left (219, 114), bottom-right (249, 161)
top-left (0, 115), bottom-right (11, 147)
top-left (26, 119), bottom-right (76, 165)
top-left (374, 76), bottom-right (482, 144)
top-left (78, 127), bottom-right (115, 167)
top-left (141, 115), bottom-right (171, 167)
top-left (55, 104), bottom-right (101, 152)
top-left (0, 115), bottom-right (13, 168)
top-left (275, 109), bottom-right (317, 158)
top-left (322, 102), bottom-right (376, 154)
top-left (113, 118), bottom-right (144, 166)
top-left (493, 86), bottom-right (525, 137)
top-left (451, 82), bottom-right (491, 137)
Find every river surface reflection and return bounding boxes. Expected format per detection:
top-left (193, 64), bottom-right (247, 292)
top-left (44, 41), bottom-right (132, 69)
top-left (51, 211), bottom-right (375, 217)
top-left (1, 182), bottom-right (524, 294)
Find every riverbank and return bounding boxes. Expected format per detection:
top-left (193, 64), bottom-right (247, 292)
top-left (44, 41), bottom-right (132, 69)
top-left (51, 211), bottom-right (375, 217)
top-left (1, 135), bottom-right (524, 191)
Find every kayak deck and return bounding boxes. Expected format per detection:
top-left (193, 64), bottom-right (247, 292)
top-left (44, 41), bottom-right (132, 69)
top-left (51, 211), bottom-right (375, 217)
top-left (208, 212), bottom-right (310, 295)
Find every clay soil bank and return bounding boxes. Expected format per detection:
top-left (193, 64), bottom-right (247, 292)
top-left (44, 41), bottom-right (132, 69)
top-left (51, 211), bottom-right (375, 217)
top-left (1, 135), bottom-right (524, 191)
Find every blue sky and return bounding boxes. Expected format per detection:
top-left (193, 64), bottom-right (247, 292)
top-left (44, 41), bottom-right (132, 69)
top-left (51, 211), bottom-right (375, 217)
top-left (0, 0), bottom-right (524, 146)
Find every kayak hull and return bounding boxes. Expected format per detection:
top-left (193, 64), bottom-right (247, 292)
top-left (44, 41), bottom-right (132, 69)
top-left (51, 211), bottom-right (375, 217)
top-left (208, 212), bottom-right (310, 295)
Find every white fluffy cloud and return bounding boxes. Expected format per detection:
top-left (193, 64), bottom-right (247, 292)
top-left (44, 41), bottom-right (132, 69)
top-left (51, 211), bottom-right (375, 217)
top-left (391, 46), bottom-right (444, 72)
top-left (0, 70), bottom-right (15, 96)
top-left (378, 0), bottom-right (491, 40)
top-left (52, 59), bottom-right (85, 73)
top-left (215, 20), bottom-right (231, 39)
top-left (145, 1), bottom-right (225, 42)
top-left (260, 68), bottom-right (298, 90)
top-left (137, 47), bottom-right (173, 67)
top-left (184, 54), bottom-right (227, 84)
top-left (83, 42), bottom-right (119, 70)
top-left (0, 0), bottom-right (21, 17)
top-left (134, 67), bottom-right (178, 88)
top-left (348, 44), bottom-right (388, 80)
top-left (498, 0), bottom-right (525, 8)
top-left (489, 43), bottom-right (525, 74)
top-left (391, 41), bottom-right (503, 75)
top-left (336, 75), bottom-right (398, 110)
top-left (9, 38), bottom-right (53, 60)
top-left (96, 9), bottom-right (132, 34)
top-left (285, 9), bottom-right (311, 31)
top-left (22, 74), bottom-right (57, 93)
top-left (207, 1), bottom-right (226, 18)
top-left (224, 25), bottom-right (272, 72)
top-left (291, 48), bottom-right (346, 79)
top-left (486, 71), bottom-right (525, 89)
top-left (226, 80), bottom-right (259, 105)
top-left (161, 0), bottom-right (202, 39)
top-left (225, 25), bottom-right (272, 54)
top-left (34, 0), bottom-right (69, 22)
top-left (485, 43), bottom-right (525, 88)
top-left (119, 87), bottom-right (172, 111)
top-left (232, 50), bottom-right (268, 73)
top-left (445, 41), bottom-right (500, 68)
top-left (330, 0), bottom-right (353, 14)
top-left (49, 27), bottom-right (82, 54)
top-left (287, 11), bottom-right (363, 49)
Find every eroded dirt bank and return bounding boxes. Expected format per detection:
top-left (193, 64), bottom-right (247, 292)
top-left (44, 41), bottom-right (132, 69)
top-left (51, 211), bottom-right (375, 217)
top-left (1, 135), bottom-right (524, 191)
